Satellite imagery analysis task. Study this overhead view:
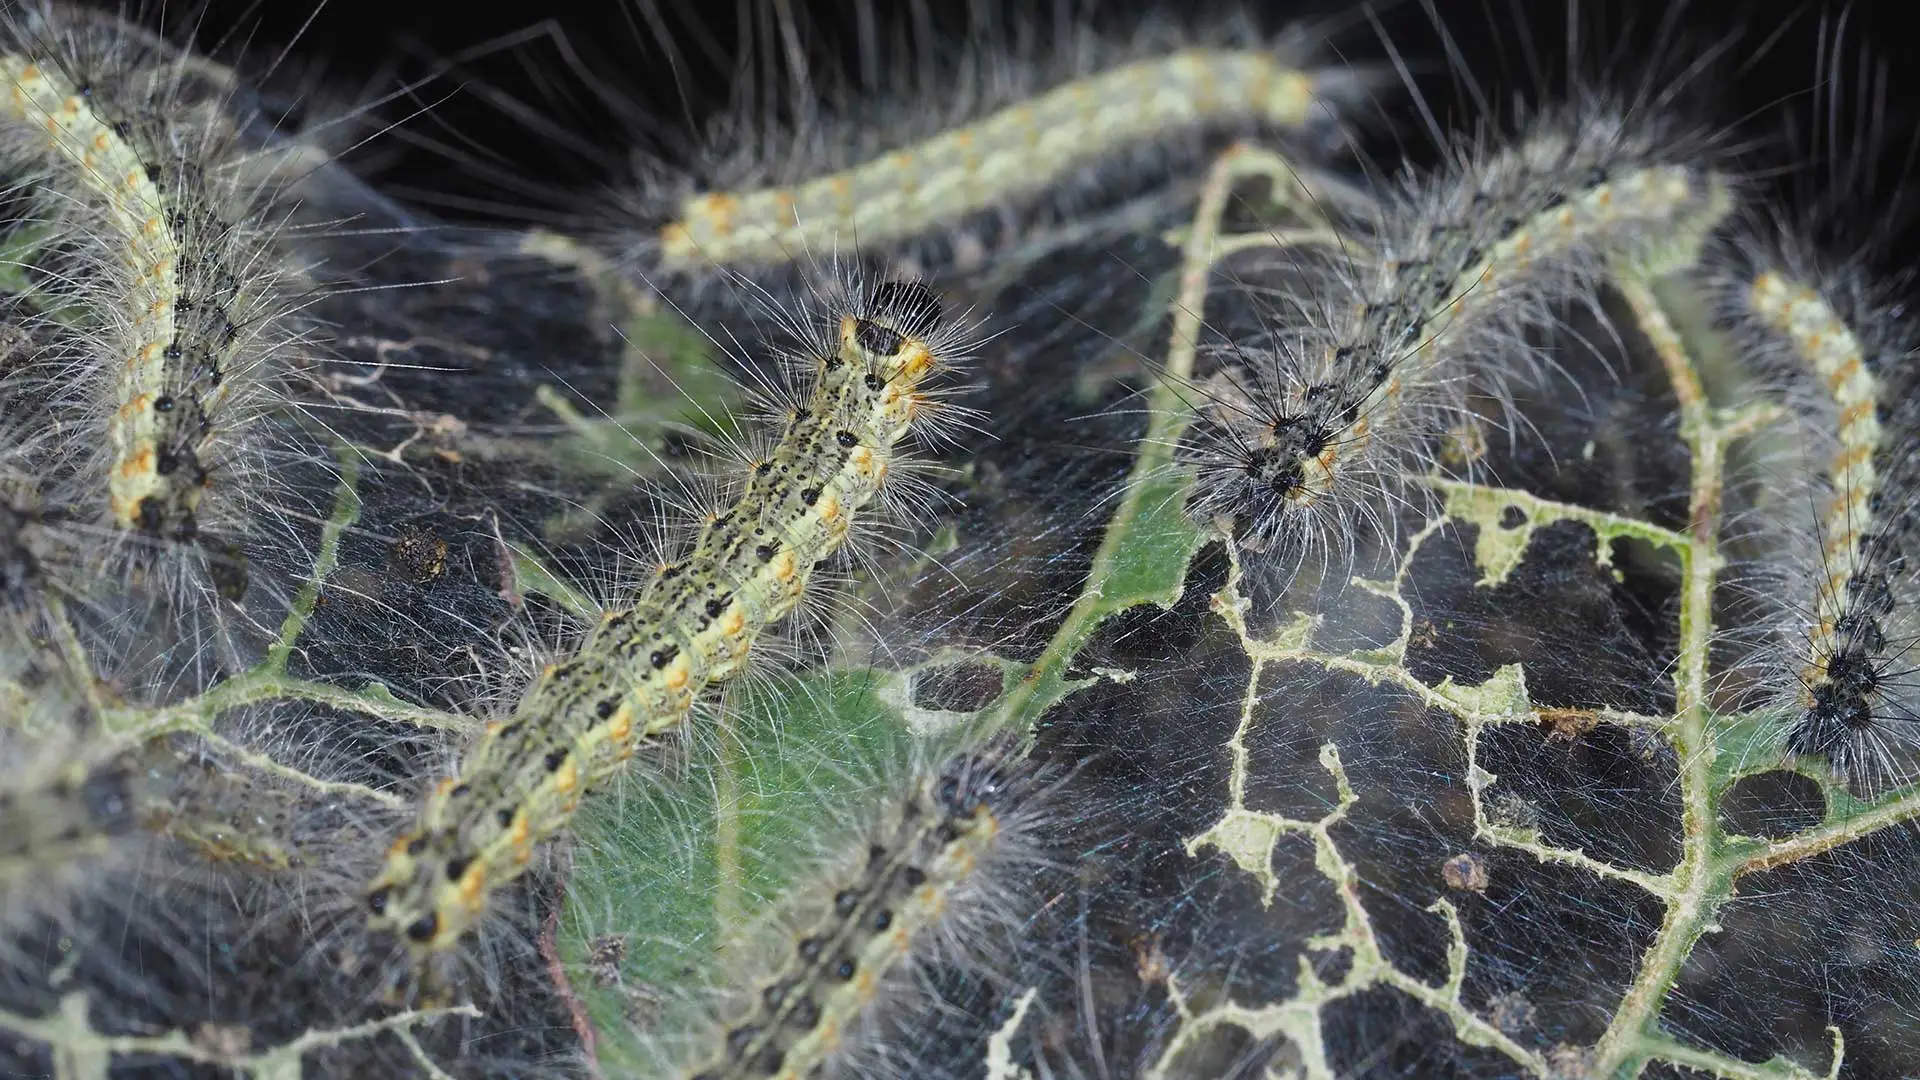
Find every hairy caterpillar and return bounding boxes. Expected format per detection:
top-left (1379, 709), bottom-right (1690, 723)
top-left (0, 735), bottom-right (132, 940)
top-left (0, 416), bottom-right (89, 732)
top-left (0, 736), bottom-right (325, 973)
top-left (1, 0), bottom-right (312, 610)
top-left (659, 734), bottom-right (1052, 1080)
top-left (0, 48), bottom-right (185, 532)
top-left (1181, 106), bottom-right (1734, 562)
top-left (1725, 263), bottom-right (1920, 786)
top-left (1685, 29), bottom-right (1920, 790)
top-left (0, 433), bottom-right (44, 615)
top-left (552, 1), bottom-right (1380, 285)
top-left (366, 278), bottom-right (980, 954)
top-left (656, 47), bottom-right (1341, 272)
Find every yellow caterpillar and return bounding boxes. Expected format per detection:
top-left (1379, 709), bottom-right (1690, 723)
top-left (1749, 271), bottom-right (1882, 697)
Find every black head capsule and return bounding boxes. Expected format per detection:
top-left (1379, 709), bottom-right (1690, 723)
top-left (1821, 649), bottom-right (1880, 700)
top-left (853, 317), bottom-right (904, 357)
top-left (1245, 446), bottom-right (1307, 499)
top-left (867, 280), bottom-right (943, 339)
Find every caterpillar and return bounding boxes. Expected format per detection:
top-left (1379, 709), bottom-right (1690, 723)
top-left (655, 47), bottom-right (1343, 272)
top-left (1, 0), bottom-right (311, 609)
top-left (1180, 106), bottom-right (1735, 563)
top-left (1726, 263), bottom-right (1920, 787)
top-left (366, 277), bottom-right (980, 954)
top-left (666, 733), bottom-right (1052, 1080)
top-left (0, 434), bottom-right (44, 617)
top-left (0, 413), bottom-right (88, 731)
top-left (1683, 26), bottom-right (1920, 790)
top-left (0, 734), bottom-right (324, 967)
top-left (0, 533), bottom-right (123, 939)
top-left (0, 735), bottom-right (134, 936)
top-left (558, 0), bottom-right (1379, 284)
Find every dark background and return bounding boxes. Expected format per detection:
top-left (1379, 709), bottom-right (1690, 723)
top-left (93, 0), bottom-right (1916, 245)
